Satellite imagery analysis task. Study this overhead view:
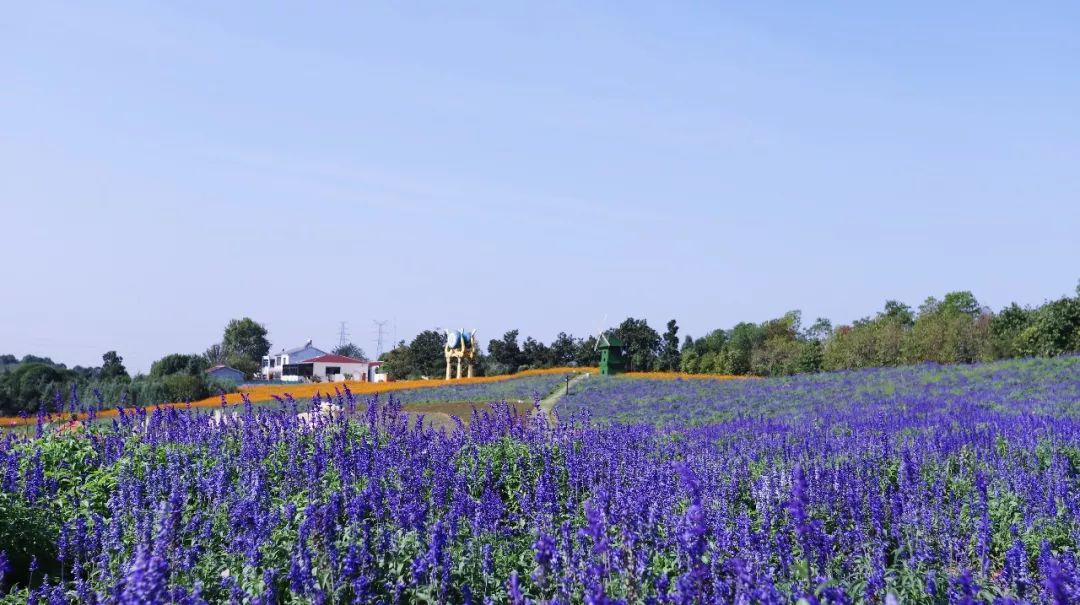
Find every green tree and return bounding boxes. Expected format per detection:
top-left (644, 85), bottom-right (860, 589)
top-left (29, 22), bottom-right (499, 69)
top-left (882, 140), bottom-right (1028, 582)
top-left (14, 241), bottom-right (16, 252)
top-left (379, 341), bottom-right (411, 380)
top-left (222, 318), bottom-right (270, 369)
top-left (881, 301), bottom-right (915, 326)
top-left (100, 351), bottom-right (128, 381)
top-left (679, 349), bottom-right (700, 373)
top-left (725, 322), bottom-right (763, 375)
top-left (988, 303), bottom-right (1032, 359)
top-left (203, 343), bottom-right (226, 366)
top-left (614, 317), bottom-right (661, 371)
top-left (150, 354), bottom-right (207, 379)
top-left (161, 374), bottom-right (209, 402)
top-left (0, 363), bottom-right (74, 414)
top-left (522, 337), bottom-right (553, 368)
top-left (805, 318), bottom-right (833, 341)
top-left (1014, 296), bottom-right (1080, 358)
top-left (751, 312), bottom-right (802, 376)
top-left (409, 330), bottom-right (447, 378)
top-left (940, 291), bottom-right (982, 317)
top-left (905, 299), bottom-right (984, 364)
top-left (574, 336), bottom-right (600, 367)
top-left (488, 330), bottom-right (525, 373)
top-left (21, 354), bottom-right (59, 366)
top-left (797, 340), bottom-right (824, 373)
top-left (698, 329), bottom-right (729, 357)
top-left (225, 355), bottom-right (260, 379)
top-left (550, 332), bottom-right (577, 366)
top-left (333, 343), bottom-right (366, 359)
top-left (659, 319), bottom-right (681, 371)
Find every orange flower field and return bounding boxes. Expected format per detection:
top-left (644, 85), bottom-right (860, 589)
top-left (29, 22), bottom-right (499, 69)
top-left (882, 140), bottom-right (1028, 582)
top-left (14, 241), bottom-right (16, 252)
top-left (0, 367), bottom-right (595, 427)
top-left (0, 368), bottom-right (761, 427)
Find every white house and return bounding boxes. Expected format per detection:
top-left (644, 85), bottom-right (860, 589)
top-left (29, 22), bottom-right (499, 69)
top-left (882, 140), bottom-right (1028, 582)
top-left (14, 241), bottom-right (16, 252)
top-left (282, 354), bottom-right (385, 383)
top-left (261, 340), bottom-right (327, 380)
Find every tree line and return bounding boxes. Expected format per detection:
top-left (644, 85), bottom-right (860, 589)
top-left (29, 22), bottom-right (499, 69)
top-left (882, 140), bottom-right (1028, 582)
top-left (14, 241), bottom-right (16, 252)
top-left (377, 318), bottom-right (684, 380)
top-left (682, 285), bottom-right (1080, 376)
top-left (0, 318), bottom-right (271, 415)
top-left (379, 283), bottom-right (1080, 380)
top-left (6, 282), bottom-right (1079, 413)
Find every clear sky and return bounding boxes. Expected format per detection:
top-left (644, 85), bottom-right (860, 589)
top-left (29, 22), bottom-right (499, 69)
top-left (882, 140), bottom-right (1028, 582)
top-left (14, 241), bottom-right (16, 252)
top-left (3, 2), bottom-right (1079, 373)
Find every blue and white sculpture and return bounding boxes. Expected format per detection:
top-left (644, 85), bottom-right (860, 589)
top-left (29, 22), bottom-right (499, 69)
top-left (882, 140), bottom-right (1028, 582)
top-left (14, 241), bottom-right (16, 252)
top-left (444, 329), bottom-right (478, 380)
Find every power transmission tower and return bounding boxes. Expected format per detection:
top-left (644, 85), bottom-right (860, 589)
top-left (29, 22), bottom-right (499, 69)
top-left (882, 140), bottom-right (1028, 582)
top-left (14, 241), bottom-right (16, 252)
top-left (373, 320), bottom-right (389, 359)
top-left (337, 321), bottom-right (350, 349)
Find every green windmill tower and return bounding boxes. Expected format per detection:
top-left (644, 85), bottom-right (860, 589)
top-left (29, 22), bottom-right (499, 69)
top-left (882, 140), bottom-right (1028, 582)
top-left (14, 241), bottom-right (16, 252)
top-left (597, 332), bottom-right (626, 375)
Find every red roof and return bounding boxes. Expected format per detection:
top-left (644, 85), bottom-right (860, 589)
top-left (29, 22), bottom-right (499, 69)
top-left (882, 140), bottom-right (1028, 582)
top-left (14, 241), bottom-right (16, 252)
top-left (302, 354), bottom-right (367, 364)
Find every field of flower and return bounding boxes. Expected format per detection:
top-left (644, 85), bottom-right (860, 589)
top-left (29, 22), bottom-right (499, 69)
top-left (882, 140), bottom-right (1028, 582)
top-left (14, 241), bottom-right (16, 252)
top-left (0, 368), bottom-right (592, 428)
top-left (202, 367), bottom-right (592, 408)
top-left (1, 357), bottom-right (1079, 603)
top-left (365, 373), bottom-right (572, 406)
top-left (560, 357), bottom-right (1080, 426)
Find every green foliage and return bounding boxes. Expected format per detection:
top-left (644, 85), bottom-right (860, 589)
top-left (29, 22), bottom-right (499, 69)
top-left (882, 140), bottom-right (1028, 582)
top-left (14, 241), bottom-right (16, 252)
top-left (160, 374), bottom-right (210, 402)
top-left (221, 317), bottom-right (270, 370)
top-left (881, 300), bottom-right (915, 326)
top-left (0, 364), bottom-right (72, 413)
top-left (203, 343), bottom-right (226, 366)
top-left (0, 493), bottom-right (62, 586)
top-left (379, 331), bottom-right (448, 379)
top-left (484, 328), bottom-right (594, 374)
top-left (379, 340), bottom-right (412, 379)
top-left (149, 353), bottom-right (208, 379)
top-left (1013, 296), bottom-right (1080, 358)
top-left (409, 330), bottom-right (447, 379)
top-left (940, 290), bottom-right (983, 316)
top-left (682, 285), bottom-right (1080, 377)
top-left (988, 303), bottom-right (1033, 359)
top-left (332, 342), bottom-right (366, 359)
top-left (19, 355), bottom-right (60, 367)
top-left (679, 349), bottom-right (700, 373)
top-left (659, 319), bottom-right (681, 371)
top-left (903, 293), bottom-right (990, 364)
top-left (488, 330), bottom-right (525, 373)
top-left (224, 354), bottom-right (259, 379)
top-left (574, 335), bottom-right (600, 367)
top-left (99, 351), bottom-right (128, 381)
top-left (550, 332), bottom-right (577, 366)
top-left (522, 336), bottom-right (553, 369)
top-left (614, 317), bottom-right (661, 371)
top-left (0, 364), bottom-right (234, 414)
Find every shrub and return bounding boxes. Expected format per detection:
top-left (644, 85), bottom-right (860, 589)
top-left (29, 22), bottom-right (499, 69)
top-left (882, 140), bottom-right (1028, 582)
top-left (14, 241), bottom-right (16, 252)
top-left (160, 374), bottom-right (209, 402)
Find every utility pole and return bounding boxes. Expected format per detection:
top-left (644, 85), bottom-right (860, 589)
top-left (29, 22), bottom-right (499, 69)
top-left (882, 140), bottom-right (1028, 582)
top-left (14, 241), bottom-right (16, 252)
top-left (337, 321), bottom-right (350, 349)
top-left (373, 320), bottom-right (389, 359)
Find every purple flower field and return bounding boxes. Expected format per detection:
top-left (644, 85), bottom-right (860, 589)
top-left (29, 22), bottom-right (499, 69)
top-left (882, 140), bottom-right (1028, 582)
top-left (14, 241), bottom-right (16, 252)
top-left (559, 357), bottom-right (1080, 426)
top-left (1, 357), bottom-right (1079, 603)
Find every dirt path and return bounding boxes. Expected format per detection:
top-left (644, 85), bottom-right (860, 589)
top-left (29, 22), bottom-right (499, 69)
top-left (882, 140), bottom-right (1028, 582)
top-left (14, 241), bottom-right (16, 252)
top-left (538, 371), bottom-right (591, 424)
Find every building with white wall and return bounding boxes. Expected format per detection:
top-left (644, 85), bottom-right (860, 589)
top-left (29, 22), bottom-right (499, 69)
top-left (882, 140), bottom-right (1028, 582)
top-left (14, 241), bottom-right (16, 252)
top-left (261, 340), bottom-right (327, 380)
top-left (282, 354), bottom-right (384, 383)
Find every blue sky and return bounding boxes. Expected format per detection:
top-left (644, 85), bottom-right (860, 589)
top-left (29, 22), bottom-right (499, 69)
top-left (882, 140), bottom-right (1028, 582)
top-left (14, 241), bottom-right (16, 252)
top-left (3, 2), bottom-right (1079, 372)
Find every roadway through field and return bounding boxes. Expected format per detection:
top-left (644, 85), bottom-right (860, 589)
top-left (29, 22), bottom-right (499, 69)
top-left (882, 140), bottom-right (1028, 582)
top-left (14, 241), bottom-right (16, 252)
top-left (538, 371), bottom-right (591, 424)
top-left (410, 371), bottom-right (591, 431)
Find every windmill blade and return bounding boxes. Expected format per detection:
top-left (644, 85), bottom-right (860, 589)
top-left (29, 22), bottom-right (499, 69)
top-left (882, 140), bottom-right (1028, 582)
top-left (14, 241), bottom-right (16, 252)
top-left (593, 313), bottom-right (608, 351)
